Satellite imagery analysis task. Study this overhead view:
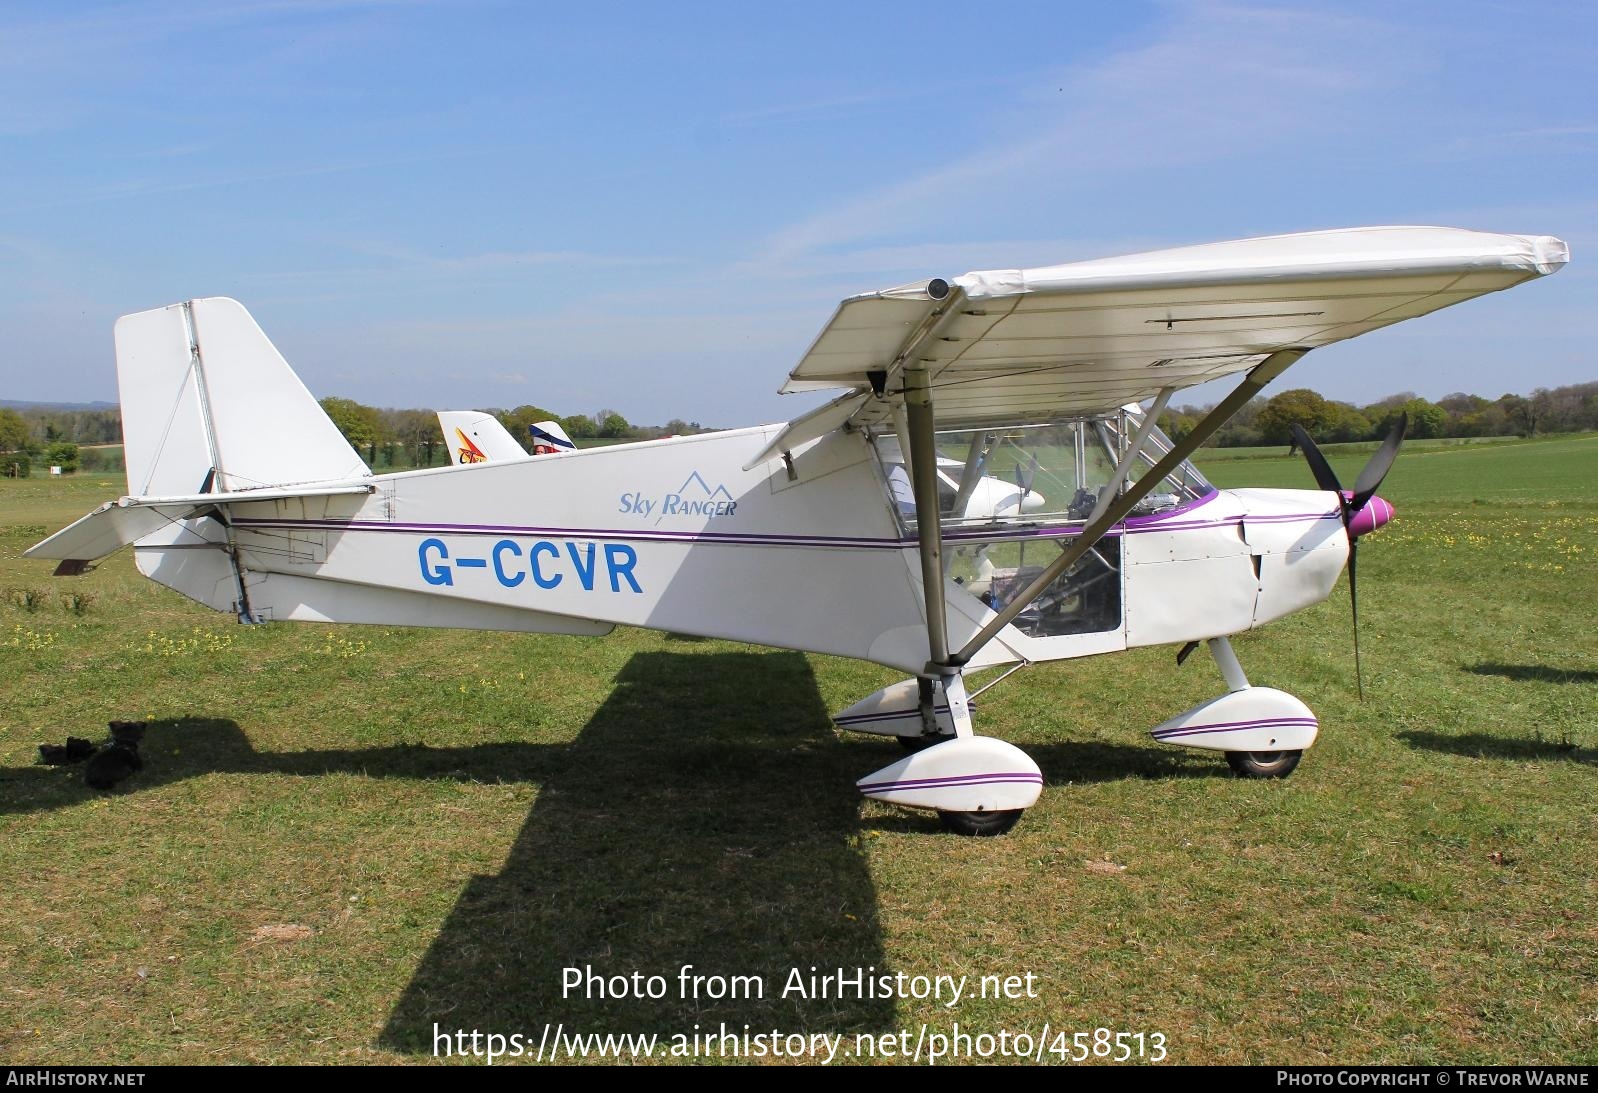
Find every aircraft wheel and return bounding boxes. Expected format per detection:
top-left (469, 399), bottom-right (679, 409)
top-left (1224, 749), bottom-right (1303, 779)
top-left (937, 808), bottom-right (1024, 837)
top-left (897, 732), bottom-right (955, 752)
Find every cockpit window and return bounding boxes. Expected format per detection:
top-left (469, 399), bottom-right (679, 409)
top-left (870, 409), bottom-right (1213, 534)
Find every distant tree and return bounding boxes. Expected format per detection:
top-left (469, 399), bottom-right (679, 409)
top-left (1256, 388), bottom-right (1333, 445)
top-left (1153, 382), bottom-right (1598, 448)
top-left (1374, 397), bottom-right (1447, 440)
top-left (319, 397), bottom-right (384, 449)
top-left (1322, 401), bottom-right (1372, 443)
top-left (86, 409), bottom-right (122, 444)
top-left (1206, 395), bottom-right (1270, 446)
top-left (595, 409), bottom-right (631, 439)
top-left (1496, 394), bottom-right (1535, 437)
top-left (44, 441), bottom-right (79, 473)
top-left (79, 446), bottom-right (124, 474)
top-left (562, 414), bottom-right (598, 440)
top-left (1453, 402), bottom-right (1501, 437)
top-left (1529, 383), bottom-right (1597, 434)
top-left (0, 408), bottom-right (30, 452)
top-left (1209, 422), bottom-right (1258, 447)
top-left (1437, 392), bottom-right (1490, 436)
top-left (393, 408), bottom-right (443, 467)
top-left (1360, 391), bottom-right (1418, 418)
top-left (497, 404), bottom-right (563, 453)
top-left (1438, 391), bottom-right (1489, 416)
top-left (1156, 410), bottom-right (1197, 442)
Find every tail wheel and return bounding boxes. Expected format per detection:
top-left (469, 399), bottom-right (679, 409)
top-left (937, 809), bottom-right (1024, 837)
top-left (1224, 749), bottom-right (1303, 779)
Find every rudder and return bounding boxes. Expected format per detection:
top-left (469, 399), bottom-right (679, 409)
top-left (117, 298), bottom-right (369, 497)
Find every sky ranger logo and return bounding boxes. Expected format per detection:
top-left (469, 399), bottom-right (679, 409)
top-left (619, 471), bottom-right (739, 525)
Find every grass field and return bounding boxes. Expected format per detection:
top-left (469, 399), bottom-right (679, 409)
top-left (1, 436), bottom-right (1595, 1065)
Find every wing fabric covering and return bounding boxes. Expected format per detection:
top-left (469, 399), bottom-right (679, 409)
top-left (779, 227), bottom-right (1569, 428)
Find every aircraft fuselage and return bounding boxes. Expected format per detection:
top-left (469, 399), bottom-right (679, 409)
top-left (132, 424), bottom-right (1364, 676)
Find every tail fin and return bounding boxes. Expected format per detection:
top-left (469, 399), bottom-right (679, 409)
top-left (437, 411), bottom-right (530, 465)
top-left (529, 420), bottom-right (575, 454)
top-left (118, 298), bottom-right (369, 496)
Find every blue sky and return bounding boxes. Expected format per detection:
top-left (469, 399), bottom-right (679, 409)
top-left (1, 0), bottom-right (1592, 426)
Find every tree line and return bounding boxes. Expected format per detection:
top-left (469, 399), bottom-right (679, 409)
top-left (0, 398), bottom-right (715, 476)
top-left (0, 407), bottom-right (110, 476)
top-left (1162, 381), bottom-right (1598, 448)
top-left (315, 401), bottom-right (713, 469)
top-left (3, 381), bottom-right (1595, 476)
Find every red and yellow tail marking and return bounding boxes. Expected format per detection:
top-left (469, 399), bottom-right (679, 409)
top-left (455, 428), bottom-right (489, 465)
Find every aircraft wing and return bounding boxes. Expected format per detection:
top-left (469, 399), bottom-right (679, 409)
top-left (754, 226), bottom-right (1566, 464)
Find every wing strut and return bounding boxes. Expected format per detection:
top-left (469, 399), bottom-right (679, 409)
top-left (1086, 388), bottom-right (1174, 525)
top-left (949, 431), bottom-right (996, 518)
top-left (892, 278), bottom-right (968, 676)
top-left (905, 360), bottom-right (951, 668)
top-left (904, 357), bottom-right (981, 738)
top-left (950, 347), bottom-right (1310, 667)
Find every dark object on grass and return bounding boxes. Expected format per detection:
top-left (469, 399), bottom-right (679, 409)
top-left (107, 720), bottom-right (147, 748)
top-left (84, 720), bottom-right (148, 790)
top-left (38, 737), bottom-right (96, 765)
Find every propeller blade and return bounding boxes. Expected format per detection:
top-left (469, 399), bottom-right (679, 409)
top-left (1290, 424), bottom-right (1343, 495)
top-left (1350, 412), bottom-right (1408, 511)
top-left (1348, 539), bottom-right (1363, 701)
top-left (1016, 454), bottom-right (1038, 496)
top-left (1295, 417), bottom-right (1404, 703)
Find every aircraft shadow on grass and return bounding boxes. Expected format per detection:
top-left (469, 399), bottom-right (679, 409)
top-left (0, 648), bottom-right (1224, 1050)
top-left (1398, 729), bottom-right (1595, 765)
top-left (1463, 662), bottom-right (1598, 685)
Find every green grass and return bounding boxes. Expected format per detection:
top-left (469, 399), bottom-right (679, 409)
top-left (1196, 432), bottom-right (1533, 464)
top-left (2, 442), bottom-right (1595, 1065)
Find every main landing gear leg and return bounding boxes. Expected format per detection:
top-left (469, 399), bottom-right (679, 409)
top-left (1150, 635), bottom-right (1318, 777)
top-left (855, 668), bottom-right (1042, 836)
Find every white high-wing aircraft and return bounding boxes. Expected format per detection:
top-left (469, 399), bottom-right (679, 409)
top-left (29, 226), bottom-right (1568, 834)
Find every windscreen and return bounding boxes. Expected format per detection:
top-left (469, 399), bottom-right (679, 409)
top-left (871, 409), bottom-right (1213, 534)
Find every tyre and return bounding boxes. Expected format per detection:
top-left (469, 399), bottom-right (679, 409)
top-left (897, 732), bottom-right (955, 752)
top-left (937, 808), bottom-right (1024, 837)
top-left (1224, 749), bottom-right (1303, 779)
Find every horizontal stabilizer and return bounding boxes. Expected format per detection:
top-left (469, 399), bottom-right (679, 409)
top-left (25, 483), bottom-right (375, 564)
top-left (25, 503), bottom-right (178, 565)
